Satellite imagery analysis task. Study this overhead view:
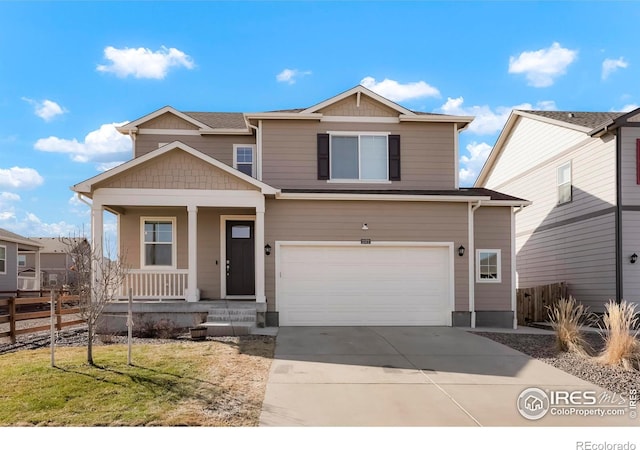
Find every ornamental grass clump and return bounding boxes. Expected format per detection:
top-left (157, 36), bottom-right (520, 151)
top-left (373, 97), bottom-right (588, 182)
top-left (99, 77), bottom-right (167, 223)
top-left (596, 300), bottom-right (640, 371)
top-left (547, 296), bottom-right (592, 356)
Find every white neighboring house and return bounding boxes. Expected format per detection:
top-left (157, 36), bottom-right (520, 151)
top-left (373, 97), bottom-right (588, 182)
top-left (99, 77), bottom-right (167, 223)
top-left (476, 108), bottom-right (640, 311)
top-left (0, 228), bottom-right (43, 293)
top-left (19, 237), bottom-right (88, 290)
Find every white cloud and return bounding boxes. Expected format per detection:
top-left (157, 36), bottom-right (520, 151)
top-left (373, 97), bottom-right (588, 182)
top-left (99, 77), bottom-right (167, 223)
top-left (602, 57), bottom-right (628, 80)
top-left (97, 46), bottom-right (195, 79)
top-left (1, 192), bottom-right (21, 202)
top-left (22, 98), bottom-right (66, 121)
top-left (0, 192), bottom-right (20, 221)
top-left (96, 161), bottom-right (126, 172)
top-left (459, 141), bottom-right (492, 185)
top-left (276, 68), bottom-right (311, 84)
top-left (360, 77), bottom-right (440, 102)
top-left (439, 97), bottom-right (557, 135)
top-left (0, 167), bottom-right (44, 189)
top-left (620, 104), bottom-right (639, 112)
top-left (508, 42), bottom-right (578, 87)
top-left (34, 122), bottom-right (132, 168)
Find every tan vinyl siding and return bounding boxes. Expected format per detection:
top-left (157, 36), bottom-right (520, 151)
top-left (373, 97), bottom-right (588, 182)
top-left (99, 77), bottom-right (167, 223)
top-left (96, 149), bottom-right (259, 191)
top-left (141, 112), bottom-right (200, 130)
top-left (134, 134), bottom-right (256, 162)
top-left (620, 127), bottom-right (640, 205)
top-left (485, 117), bottom-right (588, 188)
top-left (261, 120), bottom-right (455, 190)
top-left (516, 213), bottom-right (616, 312)
top-left (474, 207), bottom-right (512, 311)
top-left (622, 211), bottom-right (640, 304)
top-left (318, 95), bottom-right (398, 117)
top-left (264, 199), bottom-right (469, 312)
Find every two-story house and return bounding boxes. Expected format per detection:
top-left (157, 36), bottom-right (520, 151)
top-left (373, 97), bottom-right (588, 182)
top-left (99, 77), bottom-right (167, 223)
top-left (72, 85), bottom-right (528, 329)
top-left (0, 228), bottom-right (42, 293)
top-left (476, 108), bottom-right (640, 312)
top-left (19, 237), bottom-right (88, 289)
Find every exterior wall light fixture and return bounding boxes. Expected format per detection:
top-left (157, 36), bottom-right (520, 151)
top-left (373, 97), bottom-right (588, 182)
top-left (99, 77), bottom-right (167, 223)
top-left (458, 245), bottom-right (465, 257)
top-left (631, 253), bottom-right (638, 264)
top-left (265, 244), bottom-right (272, 256)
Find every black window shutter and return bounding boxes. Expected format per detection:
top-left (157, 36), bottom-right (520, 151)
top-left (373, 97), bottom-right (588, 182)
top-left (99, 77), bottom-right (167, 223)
top-left (388, 134), bottom-right (401, 181)
top-left (317, 133), bottom-right (330, 180)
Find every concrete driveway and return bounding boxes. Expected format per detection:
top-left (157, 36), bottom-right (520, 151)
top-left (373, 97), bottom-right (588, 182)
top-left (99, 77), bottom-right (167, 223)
top-left (259, 327), bottom-right (635, 426)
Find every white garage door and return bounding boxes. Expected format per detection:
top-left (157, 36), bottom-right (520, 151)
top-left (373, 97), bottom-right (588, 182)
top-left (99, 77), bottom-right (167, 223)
top-left (277, 243), bottom-right (453, 326)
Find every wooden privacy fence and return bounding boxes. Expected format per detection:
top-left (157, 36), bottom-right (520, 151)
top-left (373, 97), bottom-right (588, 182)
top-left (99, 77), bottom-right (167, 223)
top-left (0, 292), bottom-right (84, 344)
top-left (516, 282), bottom-right (568, 325)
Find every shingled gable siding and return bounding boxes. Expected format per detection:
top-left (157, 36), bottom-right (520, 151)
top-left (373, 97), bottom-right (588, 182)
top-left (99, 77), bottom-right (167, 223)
top-left (264, 199), bottom-right (469, 313)
top-left (263, 120), bottom-right (455, 190)
top-left (317, 94), bottom-right (399, 117)
top-left (143, 112), bottom-right (200, 130)
top-left (95, 150), bottom-right (259, 191)
top-left (134, 134), bottom-right (256, 162)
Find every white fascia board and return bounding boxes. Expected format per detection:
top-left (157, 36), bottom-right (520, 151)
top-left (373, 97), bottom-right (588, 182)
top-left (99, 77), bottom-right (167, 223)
top-left (275, 192), bottom-right (492, 202)
top-left (475, 200), bottom-right (532, 207)
top-left (320, 116), bottom-right (400, 123)
top-left (116, 106), bottom-right (215, 134)
top-left (244, 113), bottom-right (322, 120)
top-left (302, 85), bottom-right (415, 116)
top-left (137, 128), bottom-right (252, 136)
top-left (72, 141), bottom-right (278, 196)
top-left (2, 236), bottom-right (44, 248)
top-left (399, 114), bottom-right (474, 125)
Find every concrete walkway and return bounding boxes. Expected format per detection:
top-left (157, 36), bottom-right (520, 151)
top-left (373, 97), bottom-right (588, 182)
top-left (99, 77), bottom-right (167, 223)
top-left (259, 327), bottom-right (636, 426)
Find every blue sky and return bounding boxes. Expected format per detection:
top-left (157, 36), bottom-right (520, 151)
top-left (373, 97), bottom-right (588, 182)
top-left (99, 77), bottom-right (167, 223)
top-left (1, 0), bottom-right (639, 240)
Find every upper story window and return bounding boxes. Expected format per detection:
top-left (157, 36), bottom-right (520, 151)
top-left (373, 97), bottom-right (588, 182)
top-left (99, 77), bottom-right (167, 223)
top-left (476, 249), bottom-right (501, 283)
top-left (234, 144), bottom-right (256, 177)
top-left (18, 254), bottom-right (26, 267)
top-left (0, 245), bottom-right (5, 274)
top-left (142, 218), bottom-right (176, 268)
top-left (317, 133), bottom-right (401, 182)
top-left (557, 161), bottom-right (572, 205)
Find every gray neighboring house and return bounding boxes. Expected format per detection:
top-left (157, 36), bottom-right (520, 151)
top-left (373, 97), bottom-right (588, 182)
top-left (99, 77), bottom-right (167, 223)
top-left (0, 228), bottom-right (42, 293)
top-left (73, 85), bottom-right (530, 328)
top-left (476, 108), bottom-right (640, 312)
top-left (19, 237), bottom-right (88, 289)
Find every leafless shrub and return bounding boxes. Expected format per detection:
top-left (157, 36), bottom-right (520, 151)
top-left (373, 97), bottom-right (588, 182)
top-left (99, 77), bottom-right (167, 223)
top-left (547, 296), bottom-right (592, 356)
top-left (596, 300), bottom-right (640, 371)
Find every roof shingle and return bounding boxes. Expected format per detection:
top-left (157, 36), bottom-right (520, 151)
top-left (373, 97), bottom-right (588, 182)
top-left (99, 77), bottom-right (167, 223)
top-left (520, 110), bottom-right (624, 130)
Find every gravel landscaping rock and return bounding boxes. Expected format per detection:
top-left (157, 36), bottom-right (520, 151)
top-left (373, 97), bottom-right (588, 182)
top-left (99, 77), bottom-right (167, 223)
top-left (474, 331), bottom-right (639, 396)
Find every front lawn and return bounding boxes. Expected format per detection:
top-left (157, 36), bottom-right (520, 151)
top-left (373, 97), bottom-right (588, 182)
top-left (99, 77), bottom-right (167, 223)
top-left (0, 337), bottom-right (275, 426)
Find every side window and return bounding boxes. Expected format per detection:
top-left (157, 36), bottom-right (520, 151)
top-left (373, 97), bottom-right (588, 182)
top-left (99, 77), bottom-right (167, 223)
top-left (233, 145), bottom-right (256, 177)
top-left (0, 246), bottom-right (5, 274)
top-left (476, 249), bottom-right (501, 283)
top-left (18, 254), bottom-right (26, 267)
top-left (557, 162), bottom-right (572, 204)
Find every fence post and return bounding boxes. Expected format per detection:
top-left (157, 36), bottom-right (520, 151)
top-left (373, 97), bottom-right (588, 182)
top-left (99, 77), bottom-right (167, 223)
top-left (127, 288), bottom-right (133, 366)
top-left (50, 290), bottom-right (55, 368)
top-left (9, 297), bottom-right (16, 344)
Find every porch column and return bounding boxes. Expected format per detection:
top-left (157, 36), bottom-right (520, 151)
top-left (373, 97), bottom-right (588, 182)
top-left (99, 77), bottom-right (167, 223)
top-left (255, 207), bottom-right (266, 303)
top-left (186, 205), bottom-right (199, 302)
top-left (91, 203), bottom-right (104, 296)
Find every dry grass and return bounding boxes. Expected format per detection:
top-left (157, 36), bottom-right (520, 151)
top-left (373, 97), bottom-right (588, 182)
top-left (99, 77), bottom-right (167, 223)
top-left (547, 296), bottom-right (592, 356)
top-left (596, 300), bottom-right (640, 371)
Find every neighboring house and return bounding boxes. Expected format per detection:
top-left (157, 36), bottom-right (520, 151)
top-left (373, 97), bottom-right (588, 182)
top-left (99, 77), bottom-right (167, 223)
top-left (19, 237), bottom-right (88, 289)
top-left (72, 85), bottom-right (528, 328)
top-left (0, 228), bottom-right (42, 293)
top-left (476, 108), bottom-right (640, 312)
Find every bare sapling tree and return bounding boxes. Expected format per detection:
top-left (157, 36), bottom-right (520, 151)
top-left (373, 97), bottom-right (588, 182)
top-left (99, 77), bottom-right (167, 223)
top-left (61, 233), bottom-right (128, 365)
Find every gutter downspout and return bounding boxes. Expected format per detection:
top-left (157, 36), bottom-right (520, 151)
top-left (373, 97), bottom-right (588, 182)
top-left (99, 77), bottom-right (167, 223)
top-left (615, 127), bottom-right (623, 303)
top-left (468, 200), bottom-right (482, 328)
top-left (247, 120), bottom-right (263, 181)
top-left (512, 205), bottom-right (525, 329)
top-left (128, 130), bottom-right (137, 159)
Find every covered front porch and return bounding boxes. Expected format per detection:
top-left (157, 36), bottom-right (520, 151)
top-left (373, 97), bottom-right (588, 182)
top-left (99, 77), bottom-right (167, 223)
top-left (72, 141), bottom-right (278, 305)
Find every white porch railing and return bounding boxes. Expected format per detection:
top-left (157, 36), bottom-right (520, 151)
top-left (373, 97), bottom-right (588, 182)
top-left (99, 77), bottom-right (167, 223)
top-left (17, 276), bottom-right (39, 290)
top-left (121, 270), bottom-right (188, 299)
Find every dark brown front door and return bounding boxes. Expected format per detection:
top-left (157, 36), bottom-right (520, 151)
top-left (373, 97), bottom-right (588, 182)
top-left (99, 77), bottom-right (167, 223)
top-left (226, 221), bottom-right (255, 296)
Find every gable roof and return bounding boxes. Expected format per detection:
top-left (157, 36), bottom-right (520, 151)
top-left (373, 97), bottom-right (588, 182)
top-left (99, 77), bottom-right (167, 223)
top-left (28, 237), bottom-right (87, 254)
top-left (475, 108), bottom-right (637, 187)
top-left (72, 141), bottom-right (279, 196)
top-left (0, 228), bottom-right (43, 249)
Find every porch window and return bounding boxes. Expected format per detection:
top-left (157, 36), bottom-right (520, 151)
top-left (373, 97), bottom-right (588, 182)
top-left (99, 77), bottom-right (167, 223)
top-left (476, 249), bottom-right (501, 283)
top-left (233, 144), bottom-right (256, 177)
top-left (18, 254), bottom-right (26, 267)
top-left (0, 245), bottom-right (5, 274)
top-left (142, 218), bottom-right (176, 268)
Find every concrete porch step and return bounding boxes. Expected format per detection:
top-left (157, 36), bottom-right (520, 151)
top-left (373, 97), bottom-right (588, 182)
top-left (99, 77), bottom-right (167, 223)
top-left (199, 322), bottom-right (255, 336)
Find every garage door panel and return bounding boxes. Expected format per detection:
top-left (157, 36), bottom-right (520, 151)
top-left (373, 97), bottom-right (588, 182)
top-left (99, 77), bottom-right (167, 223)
top-left (277, 244), bottom-right (452, 326)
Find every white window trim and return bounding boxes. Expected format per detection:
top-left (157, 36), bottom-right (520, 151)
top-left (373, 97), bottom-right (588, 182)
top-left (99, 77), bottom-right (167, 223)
top-left (18, 254), bottom-right (26, 267)
top-left (328, 132), bottom-right (390, 183)
top-left (476, 249), bottom-right (502, 283)
top-left (233, 144), bottom-right (256, 178)
top-left (557, 161), bottom-right (572, 205)
top-left (0, 245), bottom-right (5, 275)
top-left (140, 217), bottom-right (177, 270)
